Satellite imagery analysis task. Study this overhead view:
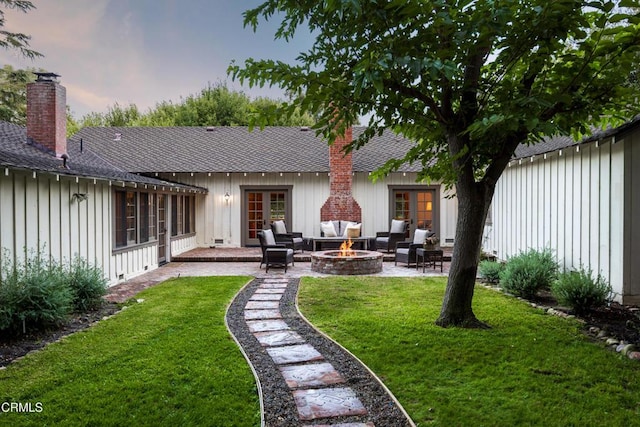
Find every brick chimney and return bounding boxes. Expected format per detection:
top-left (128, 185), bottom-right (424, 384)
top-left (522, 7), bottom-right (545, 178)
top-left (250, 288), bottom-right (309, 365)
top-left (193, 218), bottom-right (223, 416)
top-left (26, 73), bottom-right (67, 157)
top-left (320, 127), bottom-right (362, 222)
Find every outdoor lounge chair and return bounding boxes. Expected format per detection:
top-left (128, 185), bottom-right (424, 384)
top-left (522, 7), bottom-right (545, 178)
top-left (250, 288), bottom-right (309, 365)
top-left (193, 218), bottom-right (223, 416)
top-left (270, 220), bottom-right (304, 252)
top-left (375, 219), bottom-right (408, 253)
top-left (258, 229), bottom-right (294, 273)
top-left (395, 229), bottom-right (436, 267)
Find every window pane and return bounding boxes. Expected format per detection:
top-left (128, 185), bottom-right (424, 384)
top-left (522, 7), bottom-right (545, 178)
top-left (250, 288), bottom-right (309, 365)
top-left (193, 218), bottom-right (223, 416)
top-left (140, 193), bottom-right (149, 242)
top-left (115, 191), bottom-right (127, 247)
top-left (171, 195), bottom-right (178, 236)
top-left (126, 192), bottom-right (137, 244)
top-left (148, 194), bottom-right (156, 239)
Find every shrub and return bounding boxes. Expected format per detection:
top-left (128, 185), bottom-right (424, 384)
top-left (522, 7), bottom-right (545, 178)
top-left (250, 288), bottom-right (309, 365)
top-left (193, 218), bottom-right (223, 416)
top-left (499, 248), bottom-right (558, 299)
top-left (67, 256), bottom-right (107, 312)
top-left (478, 260), bottom-right (504, 284)
top-left (552, 266), bottom-right (611, 314)
top-left (0, 251), bottom-right (72, 334)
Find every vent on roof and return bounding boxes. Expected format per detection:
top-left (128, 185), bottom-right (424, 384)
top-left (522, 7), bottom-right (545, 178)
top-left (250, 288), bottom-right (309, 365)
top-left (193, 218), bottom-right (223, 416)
top-left (300, 126), bottom-right (310, 131)
top-left (206, 126), bottom-right (216, 132)
top-left (113, 132), bottom-right (122, 141)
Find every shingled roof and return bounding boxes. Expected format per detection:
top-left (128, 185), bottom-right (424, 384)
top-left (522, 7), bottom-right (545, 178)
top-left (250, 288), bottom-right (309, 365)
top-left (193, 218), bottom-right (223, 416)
top-left (513, 117), bottom-right (640, 159)
top-left (71, 126), bottom-right (424, 174)
top-left (0, 121), bottom-right (206, 193)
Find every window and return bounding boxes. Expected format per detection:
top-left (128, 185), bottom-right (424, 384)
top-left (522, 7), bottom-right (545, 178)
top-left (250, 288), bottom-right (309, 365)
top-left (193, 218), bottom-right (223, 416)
top-left (114, 190), bottom-right (159, 249)
top-left (171, 194), bottom-right (195, 237)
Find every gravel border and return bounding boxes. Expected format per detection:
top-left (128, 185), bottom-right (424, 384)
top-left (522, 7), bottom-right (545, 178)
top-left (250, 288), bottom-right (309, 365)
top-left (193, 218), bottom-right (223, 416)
top-left (226, 277), bottom-right (413, 426)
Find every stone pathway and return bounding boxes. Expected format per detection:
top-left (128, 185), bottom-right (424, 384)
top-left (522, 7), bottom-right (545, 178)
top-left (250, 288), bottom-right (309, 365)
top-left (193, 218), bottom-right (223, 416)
top-left (228, 277), bottom-right (412, 426)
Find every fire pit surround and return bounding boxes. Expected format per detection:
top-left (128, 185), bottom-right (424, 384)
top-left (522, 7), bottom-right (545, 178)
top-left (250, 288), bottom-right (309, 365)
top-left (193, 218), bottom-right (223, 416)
top-left (311, 239), bottom-right (383, 275)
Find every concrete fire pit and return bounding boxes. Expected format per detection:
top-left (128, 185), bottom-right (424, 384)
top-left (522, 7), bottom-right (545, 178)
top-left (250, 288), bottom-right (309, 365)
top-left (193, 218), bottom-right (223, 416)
top-left (310, 250), bottom-right (384, 275)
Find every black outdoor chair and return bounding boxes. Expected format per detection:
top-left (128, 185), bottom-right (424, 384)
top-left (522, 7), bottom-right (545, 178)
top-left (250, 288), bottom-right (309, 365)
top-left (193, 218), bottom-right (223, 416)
top-left (395, 229), bottom-right (436, 267)
top-left (270, 220), bottom-right (304, 252)
top-left (258, 230), bottom-right (294, 273)
top-left (375, 219), bottom-right (409, 253)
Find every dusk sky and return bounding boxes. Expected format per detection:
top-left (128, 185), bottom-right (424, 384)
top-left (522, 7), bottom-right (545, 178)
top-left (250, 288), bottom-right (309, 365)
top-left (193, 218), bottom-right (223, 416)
top-left (0, 0), bottom-right (315, 118)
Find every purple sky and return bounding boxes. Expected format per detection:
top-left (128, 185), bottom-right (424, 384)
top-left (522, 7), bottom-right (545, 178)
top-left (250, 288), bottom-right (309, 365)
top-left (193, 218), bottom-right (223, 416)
top-left (0, 0), bottom-right (314, 118)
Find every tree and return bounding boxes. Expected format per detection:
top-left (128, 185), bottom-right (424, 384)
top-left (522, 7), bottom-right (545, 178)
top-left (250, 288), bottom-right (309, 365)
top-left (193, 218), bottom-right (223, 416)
top-left (74, 81), bottom-right (315, 128)
top-left (0, 0), bottom-right (41, 59)
top-left (0, 64), bottom-right (34, 124)
top-left (229, 0), bottom-right (640, 327)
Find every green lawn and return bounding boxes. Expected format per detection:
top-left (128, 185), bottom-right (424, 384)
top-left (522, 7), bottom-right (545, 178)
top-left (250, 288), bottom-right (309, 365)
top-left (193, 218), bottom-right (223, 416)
top-left (0, 276), bottom-right (259, 427)
top-left (298, 276), bottom-right (640, 426)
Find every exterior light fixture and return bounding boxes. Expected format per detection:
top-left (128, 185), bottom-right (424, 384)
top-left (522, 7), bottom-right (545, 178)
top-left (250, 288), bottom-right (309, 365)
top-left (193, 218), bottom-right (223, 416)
top-left (224, 192), bottom-right (230, 204)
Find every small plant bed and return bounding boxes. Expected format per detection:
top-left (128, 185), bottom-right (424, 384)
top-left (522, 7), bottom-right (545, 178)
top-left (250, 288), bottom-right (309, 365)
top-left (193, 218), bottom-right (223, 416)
top-left (0, 301), bottom-right (120, 367)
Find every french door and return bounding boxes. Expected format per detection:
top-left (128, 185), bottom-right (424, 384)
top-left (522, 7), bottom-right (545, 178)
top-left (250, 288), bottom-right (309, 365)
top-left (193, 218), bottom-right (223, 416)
top-left (243, 187), bottom-right (292, 246)
top-left (391, 188), bottom-right (438, 237)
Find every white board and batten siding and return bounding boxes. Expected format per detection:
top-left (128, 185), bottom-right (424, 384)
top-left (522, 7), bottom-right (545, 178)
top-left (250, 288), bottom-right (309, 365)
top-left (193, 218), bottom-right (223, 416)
top-left (486, 135), bottom-right (640, 304)
top-left (0, 169), bottom-right (166, 287)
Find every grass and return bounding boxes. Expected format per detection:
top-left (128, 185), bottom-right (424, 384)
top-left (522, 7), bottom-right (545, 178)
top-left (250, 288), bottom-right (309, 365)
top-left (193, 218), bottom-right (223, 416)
top-left (0, 276), bottom-right (260, 427)
top-left (298, 276), bottom-right (640, 426)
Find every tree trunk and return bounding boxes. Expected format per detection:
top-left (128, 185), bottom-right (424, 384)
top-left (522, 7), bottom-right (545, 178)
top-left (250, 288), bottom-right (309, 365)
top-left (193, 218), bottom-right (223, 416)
top-left (435, 179), bottom-right (493, 328)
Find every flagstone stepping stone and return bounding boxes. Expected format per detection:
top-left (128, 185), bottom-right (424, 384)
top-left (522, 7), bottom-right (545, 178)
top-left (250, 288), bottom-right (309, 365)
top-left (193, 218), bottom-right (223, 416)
top-left (246, 319), bottom-right (290, 333)
top-left (293, 387), bottom-right (368, 420)
top-left (244, 309), bottom-right (282, 320)
top-left (245, 300), bottom-right (279, 309)
top-left (254, 330), bottom-right (306, 347)
top-left (266, 344), bottom-right (324, 365)
top-left (250, 293), bottom-right (284, 301)
top-left (254, 288), bottom-right (287, 294)
top-left (259, 283), bottom-right (289, 289)
top-left (279, 362), bottom-right (345, 388)
top-left (304, 423), bottom-right (375, 427)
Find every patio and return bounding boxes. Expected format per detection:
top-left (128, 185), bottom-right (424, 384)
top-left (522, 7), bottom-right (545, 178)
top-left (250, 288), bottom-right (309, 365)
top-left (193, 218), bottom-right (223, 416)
top-left (106, 247), bottom-right (452, 303)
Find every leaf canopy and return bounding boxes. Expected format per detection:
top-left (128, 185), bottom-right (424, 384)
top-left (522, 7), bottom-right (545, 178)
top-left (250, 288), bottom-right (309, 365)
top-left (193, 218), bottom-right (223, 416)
top-left (230, 0), bottom-right (640, 185)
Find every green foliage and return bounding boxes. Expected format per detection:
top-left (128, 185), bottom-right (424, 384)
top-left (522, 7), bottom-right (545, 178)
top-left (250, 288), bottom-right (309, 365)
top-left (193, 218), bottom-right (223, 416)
top-left (0, 64), bottom-right (37, 125)
top-left (0, 0), bottom-right (42, 59)
top-left (552, 266), bottom-right (611, 314)
top-left (0, 250), bottom-right (107, 334)
top-left (499, 248), bottom-right (558, 299)
top-left (0, 250), bottom-right (72, 334)
top-left (67, 256), bottom-right (107, 312)
top-left (73, 81), bottom-right (316, 130)
top-left (478, 260), bottom-right (504, 284)
top-left (231, 0), bottom-right (640, 181)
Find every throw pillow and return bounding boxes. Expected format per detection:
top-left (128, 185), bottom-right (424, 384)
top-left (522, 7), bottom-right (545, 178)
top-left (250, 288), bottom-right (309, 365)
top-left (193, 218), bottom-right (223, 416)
top-left (272, 220), bottom-right (287, 234)
top-left (321, 221), bottom-right (337, 237)
top-left (413, 229), bottom-right (429, 245)
top-left (263, 229), bottom-right (277, 246)
top-left (346, 223), bottom-right (362, 238)
top-left (390, 219), bottom-right (405, 234)
top-left (342, 221), bottom-right (358, 237)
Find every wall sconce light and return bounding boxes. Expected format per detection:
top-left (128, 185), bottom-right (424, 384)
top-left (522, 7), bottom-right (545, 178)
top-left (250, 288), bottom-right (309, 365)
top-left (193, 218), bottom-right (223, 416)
top-left (224, 191), bottom-right (230, 204)
top-left (72, 193), bottom-right (88, 203)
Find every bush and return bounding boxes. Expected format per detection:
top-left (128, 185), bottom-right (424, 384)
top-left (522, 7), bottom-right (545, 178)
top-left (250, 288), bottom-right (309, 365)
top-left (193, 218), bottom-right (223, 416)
top-left (0, 251), bottom-right (72, 334)
top-left (552, 266), bottom-right (611, 314)
top-left (499, 248), bottom-right (558, 299)
top-left (478, 260), bottom-right (504, 284)
top-left (0, 250), bottom-right (107, 334)
top-left (67, 256), bottom-right (107, 312)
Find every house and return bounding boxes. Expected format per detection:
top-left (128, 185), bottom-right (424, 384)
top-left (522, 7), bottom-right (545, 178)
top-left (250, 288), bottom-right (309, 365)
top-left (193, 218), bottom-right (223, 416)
top-left (72, 121), bottom-right (459, 252)
top-left (485, 119), bottom-right (640, 305)
top-left (0, 76), bottom-right (458, 286)
top-left (0, 74), bottom-right (207, 285)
